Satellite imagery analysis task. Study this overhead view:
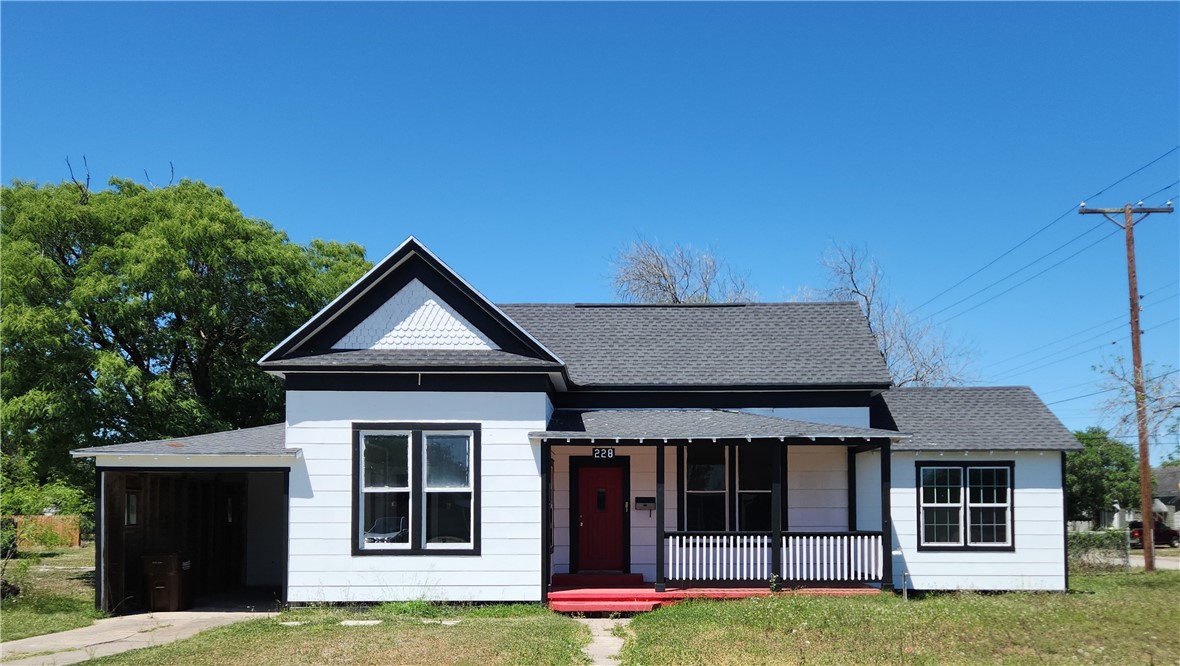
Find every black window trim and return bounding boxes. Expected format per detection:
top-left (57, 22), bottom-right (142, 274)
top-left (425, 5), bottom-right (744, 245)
top-left (915, 460), bottom-right (1015, 553)
top-left (352, 421), bottom-right (482, 557)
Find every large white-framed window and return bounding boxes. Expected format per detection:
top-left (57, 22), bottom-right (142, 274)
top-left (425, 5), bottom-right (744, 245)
top-left (917, 462), bottom-right (1013, 550)
top-left (360, 431), bottom-right (412, 549)
top-left (354, 423), bottom-right (480, 555)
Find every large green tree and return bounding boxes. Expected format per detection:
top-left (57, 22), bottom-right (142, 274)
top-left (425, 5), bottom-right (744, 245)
top-left (1, 178), bottom-right (370, 486)
top-left (1065, 427), bottom-right (1140, 524)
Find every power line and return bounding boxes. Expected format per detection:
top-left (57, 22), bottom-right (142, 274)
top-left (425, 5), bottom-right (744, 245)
top-left (978, 290), bottom-right (1177, 374)
top-left (986, 316), bottom-right (1178, 382)
top-left (917, 222), bottom-right (1110, 322)
top-left (912, 146), bottom-right (1180, 312)
top-left (1045, 369), bottom-right (1179, 405)
top-left (1139, 180), bottom-right (1179, 203)
top-left (939, 228), bottom-right (1122, 323)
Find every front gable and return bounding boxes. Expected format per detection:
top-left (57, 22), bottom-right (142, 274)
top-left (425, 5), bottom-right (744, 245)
top-left (331, 278), bottom-right (498, 351)
top-left (260, 237), bottom-right (561, 366)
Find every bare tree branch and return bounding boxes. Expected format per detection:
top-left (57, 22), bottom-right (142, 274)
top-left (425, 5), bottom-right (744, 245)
top-left (818, 244), bottom-right (973, 387)
top-left (65, 155), bottom-right (90, 205)
top-left (612, 238), bottom-right (756, 304)
top-left (1094, 358), bottom-right (1180, 443)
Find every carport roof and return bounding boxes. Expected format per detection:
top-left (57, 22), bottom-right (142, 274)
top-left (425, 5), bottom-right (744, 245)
top-left (71, 423), bottom-right (294, 457)
top-left (530, 409), bottom-right (907, 443)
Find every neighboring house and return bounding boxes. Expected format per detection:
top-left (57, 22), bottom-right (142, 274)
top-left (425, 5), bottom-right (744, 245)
top-left (1152, 466), bottom-right (1180, 528)
top-left (73, 237), bottom-right (1080, 611)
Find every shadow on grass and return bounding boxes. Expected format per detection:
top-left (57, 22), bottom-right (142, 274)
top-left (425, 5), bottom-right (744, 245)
top-left (69, 569), bottom-right (96, 587)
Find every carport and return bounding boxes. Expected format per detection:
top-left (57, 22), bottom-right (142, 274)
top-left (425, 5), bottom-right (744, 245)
top-left (72, 424), bottom-right (297, 613)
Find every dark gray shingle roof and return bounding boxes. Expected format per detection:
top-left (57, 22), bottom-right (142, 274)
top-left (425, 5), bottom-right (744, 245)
top-left (532, 409), bottom-right (904, 442)
top-left (500, 302), bottom-right (891, 387)
top-left (260, 349), bottom-right (562, 370)
top-left (879, 387), bottom-right (1081, 451)
top-left (72, 424), bottom-right (293, 457)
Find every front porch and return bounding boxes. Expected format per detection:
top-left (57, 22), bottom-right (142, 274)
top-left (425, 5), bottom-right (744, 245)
top-left (534, 409), bottom-right (906, 604)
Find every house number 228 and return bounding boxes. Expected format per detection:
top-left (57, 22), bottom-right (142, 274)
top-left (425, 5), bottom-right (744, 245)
top-left (592, 448), bottom-right (615, 459)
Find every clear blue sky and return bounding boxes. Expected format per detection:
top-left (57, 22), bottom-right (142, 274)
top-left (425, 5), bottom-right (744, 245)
top-left (4, 2), bottom-right (1178, 460)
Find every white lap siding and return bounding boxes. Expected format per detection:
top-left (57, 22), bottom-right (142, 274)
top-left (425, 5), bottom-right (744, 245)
top-left (787, 446), bottom-right (848, 531)
top-left (285, 390), bottom-right (550, 603)
top-left (890, 451), bottom-right (1067, 591)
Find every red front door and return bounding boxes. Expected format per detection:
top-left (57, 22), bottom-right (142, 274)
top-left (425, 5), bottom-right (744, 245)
top-left (576, 465), bottom-right (626, 571)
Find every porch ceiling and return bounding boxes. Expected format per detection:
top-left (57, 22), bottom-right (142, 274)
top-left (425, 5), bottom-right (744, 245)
top-left (531, 409), bottom-right (907, 443)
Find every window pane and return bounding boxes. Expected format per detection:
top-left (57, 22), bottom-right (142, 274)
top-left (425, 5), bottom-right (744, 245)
top-left (738, 445), bottom-right (774, 491)
top-left (426, 435), bottom-right (470, 488)
top-left (922, 507), bottom-right (960, 544)
top-left (686, 493), bottom-right (726, 531)
top-left (363, 492), bottom-right (409, 544)
top-left (969, 507), bottom-right (1008, 544)
top-left (687, 445), bottom-right (725, 491)
top-left (738, 492), bottom-right (771, 531)
top-left (364, 434), bottom-right (409, 488)
top-left (921, 467), bottom-right (961, 504)
top-left (968, 467), bottom-right (1009, 504)
top-left (426, 492), bottom-right (472, 543)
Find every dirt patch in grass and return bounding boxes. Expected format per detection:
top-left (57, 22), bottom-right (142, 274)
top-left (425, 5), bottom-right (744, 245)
top-left (1, 543), bottom-right (104, 641)
top-left (86, 604), bottom-right (590, 666)
top-left (619, 572), bottom-right (1179, 665)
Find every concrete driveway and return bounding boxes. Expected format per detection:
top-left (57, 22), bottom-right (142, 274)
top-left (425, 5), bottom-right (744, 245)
top-left (0, 610), bottom-right (274, 665)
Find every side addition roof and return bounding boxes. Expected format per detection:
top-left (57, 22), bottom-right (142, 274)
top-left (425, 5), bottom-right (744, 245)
top-left (500, 302), bottom-right (892, 388)
top-left (532, 409), bottom-right (906, 442)
top-left (71, 423), bottom-right (293, 458)
top-left (875, 386), bottom-right (1081, 452)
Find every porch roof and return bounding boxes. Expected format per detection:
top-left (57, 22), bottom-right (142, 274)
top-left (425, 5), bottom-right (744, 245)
top-left (531, 409), bottom-right (907, 443)
top-left (70, 423), bottom-right (297, 458)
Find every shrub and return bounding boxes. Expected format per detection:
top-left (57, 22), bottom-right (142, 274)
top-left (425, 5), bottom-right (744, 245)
top-left (1069, 529), bottom-right (1129, 573)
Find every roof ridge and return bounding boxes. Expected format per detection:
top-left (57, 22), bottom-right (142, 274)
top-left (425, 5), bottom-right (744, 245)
top-left (497, 301), bottom-right (863, 307)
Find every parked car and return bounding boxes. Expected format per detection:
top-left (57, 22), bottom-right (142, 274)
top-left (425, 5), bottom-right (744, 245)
top-left (1128, 520), bottom-right (1180, 548)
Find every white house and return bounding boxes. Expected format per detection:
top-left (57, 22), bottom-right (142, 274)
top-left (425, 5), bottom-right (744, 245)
top-left (74, 237), bottom-right (1080, 612)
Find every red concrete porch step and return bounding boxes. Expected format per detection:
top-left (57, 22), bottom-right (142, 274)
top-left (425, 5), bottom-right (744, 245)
top-left (548, 599), bottom-right (663, 613)
top-left (547, 583), bottom-right (879, 613)
top-left (550, 573), bottom-right (645, 588)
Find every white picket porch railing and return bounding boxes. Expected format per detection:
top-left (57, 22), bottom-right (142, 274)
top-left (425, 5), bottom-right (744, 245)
top-left (782, 532), bottom-right (883, 582)
top-left (664, 531), bottom-right (883, 583)
top-left (666, 533), bottom-right (774, 581)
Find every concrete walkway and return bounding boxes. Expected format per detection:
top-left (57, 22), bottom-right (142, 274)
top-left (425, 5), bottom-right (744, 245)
top-left (0, 610), bottom-right (275, 665)
top-left (577, 617), bottom-right (630, 666)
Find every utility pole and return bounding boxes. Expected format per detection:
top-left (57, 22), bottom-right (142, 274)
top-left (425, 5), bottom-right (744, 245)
top-left (1079, 201), bottom-right (1173, 572)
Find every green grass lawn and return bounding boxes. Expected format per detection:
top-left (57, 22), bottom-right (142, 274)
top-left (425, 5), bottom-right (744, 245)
top-left (1, 543), bottom-right (105, 641)
top-left (86, 603), bottom-right (590, 666)
top-left (618, 572), bottom-right (1180, 665)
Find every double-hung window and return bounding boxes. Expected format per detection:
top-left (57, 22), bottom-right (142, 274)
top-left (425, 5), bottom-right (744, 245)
top-left (917, 462), bottom-right (1013, 550)
top-left (354, 423), bottom-right (480, 555)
